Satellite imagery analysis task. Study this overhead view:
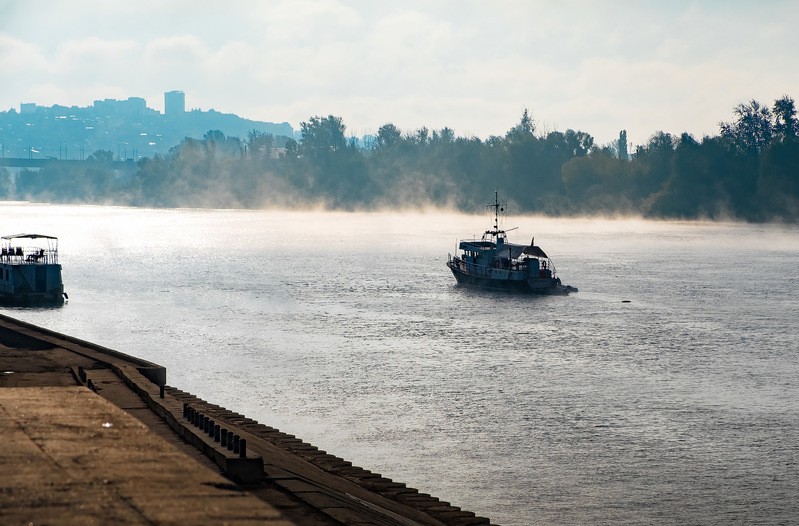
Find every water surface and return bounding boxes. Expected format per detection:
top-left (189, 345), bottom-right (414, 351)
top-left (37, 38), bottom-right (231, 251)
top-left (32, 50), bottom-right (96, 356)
top-left (3, 203), bottom-right (798, 525)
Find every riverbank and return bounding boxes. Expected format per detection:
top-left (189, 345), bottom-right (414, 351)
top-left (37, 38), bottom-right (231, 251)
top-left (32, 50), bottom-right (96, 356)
top-left (0, 313), bottom-right (490, 525)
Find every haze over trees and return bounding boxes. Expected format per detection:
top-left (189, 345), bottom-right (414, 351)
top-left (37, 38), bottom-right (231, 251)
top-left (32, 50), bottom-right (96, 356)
top-left (3, 96), bottom-right (798, 222)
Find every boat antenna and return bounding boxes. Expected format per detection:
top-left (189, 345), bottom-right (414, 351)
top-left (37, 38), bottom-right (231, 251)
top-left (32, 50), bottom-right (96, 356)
top-left (487, 191), bottom-right (507, 235)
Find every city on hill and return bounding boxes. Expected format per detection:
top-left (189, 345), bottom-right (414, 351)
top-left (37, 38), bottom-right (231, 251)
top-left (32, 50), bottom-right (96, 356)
top-left (0, 94), bottom-right (797, 222)
top-left (0, 91), bottom-right (294, 161)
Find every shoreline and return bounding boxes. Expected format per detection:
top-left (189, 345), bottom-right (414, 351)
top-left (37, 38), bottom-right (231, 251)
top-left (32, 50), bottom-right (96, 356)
top-left (0, 312), bottom-right (491, 525)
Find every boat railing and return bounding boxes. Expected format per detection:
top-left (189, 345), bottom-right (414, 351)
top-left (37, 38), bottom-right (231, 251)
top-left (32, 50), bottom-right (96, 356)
top-left (451, 255), bottom-right (496, 278)
top-left (0, 247), bottom-right (59, 265)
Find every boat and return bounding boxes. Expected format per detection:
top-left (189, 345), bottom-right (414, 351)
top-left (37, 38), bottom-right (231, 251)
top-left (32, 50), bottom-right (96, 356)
top-left (0, 234), bottom-right (67, 305)
top-left (447, 192), bottom-right (577, 295)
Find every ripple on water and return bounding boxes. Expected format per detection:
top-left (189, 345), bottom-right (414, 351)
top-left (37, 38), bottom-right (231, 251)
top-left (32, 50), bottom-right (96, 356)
top-left (2, 205), bottom-right (798, 525)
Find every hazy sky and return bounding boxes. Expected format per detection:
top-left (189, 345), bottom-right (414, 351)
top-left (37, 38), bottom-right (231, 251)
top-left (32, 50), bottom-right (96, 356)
top-left (1, 1), bottom-right (797, 146)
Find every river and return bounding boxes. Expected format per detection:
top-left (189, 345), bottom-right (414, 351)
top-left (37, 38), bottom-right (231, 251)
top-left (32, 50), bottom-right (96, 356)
top-left (3, 202), bottom-right (798, 525)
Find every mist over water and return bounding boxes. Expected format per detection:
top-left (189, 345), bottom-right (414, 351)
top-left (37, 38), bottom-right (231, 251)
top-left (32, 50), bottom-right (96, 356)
top-left (3, 202), bottom-right (798, 525)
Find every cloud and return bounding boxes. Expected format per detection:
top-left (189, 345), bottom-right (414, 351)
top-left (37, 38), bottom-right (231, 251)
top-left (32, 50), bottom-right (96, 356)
top-left (25, 83), bottom-right (70, 106)
top-left (55, 37), bottom-right (139, 65)
top-left (0, 34), bottom-right (51, 72)
top-left (250, 0), bottom-right (362, 44)
top-left (144, 35), bottom-right (209, 68)
top-left (204, 41), bottom-right (258, 75)
top-left (2, 1), bottom-right (799, 145)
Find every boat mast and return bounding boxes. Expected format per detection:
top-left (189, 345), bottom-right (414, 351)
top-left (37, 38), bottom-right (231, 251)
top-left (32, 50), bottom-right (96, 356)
top-left (487, 191), bottom-right (506, 239)
top-left (492, 191), bottom-right (499, 233)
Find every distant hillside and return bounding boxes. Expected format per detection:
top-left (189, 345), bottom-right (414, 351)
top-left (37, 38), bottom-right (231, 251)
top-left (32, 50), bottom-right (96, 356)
top-left (0, 97), bottom-right (293, 161)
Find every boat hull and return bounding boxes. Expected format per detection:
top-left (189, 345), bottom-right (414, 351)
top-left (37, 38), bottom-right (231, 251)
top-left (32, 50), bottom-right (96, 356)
top-left (0, 291), bottom-right (65, 306)
top-left (447, 261), bottom-right (574, 295)
top-left (0, 262), bottom-right (66, 306)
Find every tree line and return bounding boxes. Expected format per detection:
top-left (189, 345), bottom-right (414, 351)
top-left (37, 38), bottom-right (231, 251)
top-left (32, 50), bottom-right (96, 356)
top-left (2, 96), bottom-right (798, 221)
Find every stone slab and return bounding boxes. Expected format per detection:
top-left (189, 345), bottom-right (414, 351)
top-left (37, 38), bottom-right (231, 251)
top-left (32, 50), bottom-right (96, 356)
top-left (0, 386), bottom-right (293, 525)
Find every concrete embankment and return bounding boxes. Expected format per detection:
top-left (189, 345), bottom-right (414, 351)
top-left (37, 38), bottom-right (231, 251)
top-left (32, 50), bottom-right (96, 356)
top-left (0, 313), bottom-right (492, 525)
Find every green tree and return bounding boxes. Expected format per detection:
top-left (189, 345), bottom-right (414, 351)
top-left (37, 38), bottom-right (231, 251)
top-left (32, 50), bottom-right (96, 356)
top-left (773, 96), bottom-right (798, 143)
top-left (291, 115), bottom-right (370, 206)
top-left (376, 123), bottom-right (402, 150)
top-left (246, 130), bottom-right (275, 160)
top-left (433, 127), bottom-right (455, 144)
top-left (719, 99), bottom-right (773, 157)
top-left (299, 115), bottom-right (347, 155)
top-left (505, 109), bottom-right (535, 143)
top-left (563, 129), bottom-right (594, 157)
top-left (617, 130), bottom-right (629, 160)
top-left (561, 148), bottom-right (632, 213)
top-left (630, 131), bottom-right (676, 201)
top-left (283, 138), bottom-right (298, 157)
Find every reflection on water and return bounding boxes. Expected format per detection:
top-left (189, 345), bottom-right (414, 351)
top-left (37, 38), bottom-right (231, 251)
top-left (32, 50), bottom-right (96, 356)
top-left (3, 203), bottom-right (799, 525)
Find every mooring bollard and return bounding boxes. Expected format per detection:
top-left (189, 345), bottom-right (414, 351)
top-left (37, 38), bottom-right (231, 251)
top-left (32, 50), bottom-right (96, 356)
top-left (183, 403), bottom-right (189, 418)
top-left (221, 428), bottom-right (228, 447)
top-left (159, 385), bottom-right (164, 399)
top-left (204, 416), bottom-right (210, 434)
top-left (208, 420), bottom-right (215, 437)
top-left (227, 434), bottom-right (235, 451)
top-left (239, 438), bottom-right (247, 458)
top-left (233, 435), bottom-right (240, 454)
top-left (214, 424), bottom-right (220, 442)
